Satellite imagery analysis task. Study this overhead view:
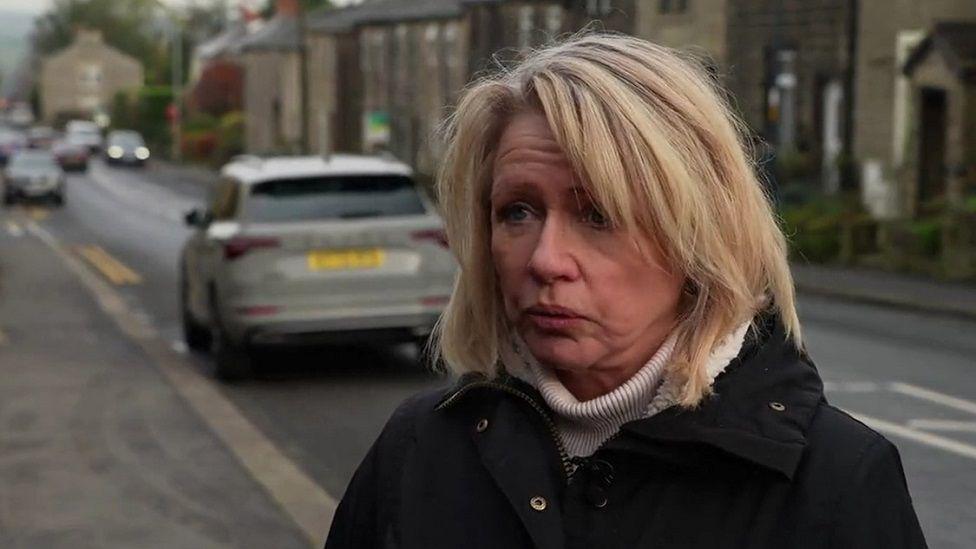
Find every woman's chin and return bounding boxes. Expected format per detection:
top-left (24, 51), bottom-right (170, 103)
top-left (522, 333), bottom-right (592, 372)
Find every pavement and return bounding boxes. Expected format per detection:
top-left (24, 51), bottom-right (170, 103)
top-left (0, 213), bottom-right (311, 548)
top-left (792, 262), bottom-right (976, 320)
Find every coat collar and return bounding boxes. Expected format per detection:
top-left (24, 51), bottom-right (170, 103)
top-left (438, 313), bottom-right (825, 481)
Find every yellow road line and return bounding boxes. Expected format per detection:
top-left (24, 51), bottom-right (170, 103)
top-left (0, 328), bottom-right (8, 346)
top-left (27, 207), bottom-right (49, 221)
top-left (75, 245), bottom-right (143, 285)
top-left (6, 221), bottom-right (23, 236)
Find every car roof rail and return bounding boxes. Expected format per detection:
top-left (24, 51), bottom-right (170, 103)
top-left (229, 154), bottom-right (263, 167)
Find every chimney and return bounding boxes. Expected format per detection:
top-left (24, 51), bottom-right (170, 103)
top-left (76, 28), bottom-right (104, 45)
top-left (239, 6), bottom-right (260, 24)
top-left (276, 0), bottom-right (300, 17)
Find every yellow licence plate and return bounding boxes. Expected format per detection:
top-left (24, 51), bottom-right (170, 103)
top-left (307, 249), bottom-right (385, 270)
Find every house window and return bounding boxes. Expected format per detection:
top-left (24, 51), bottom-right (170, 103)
top-left (545, 5), bottom-right (563, 36)
top-left (586, 0), bottom-right (612, 16)
top-left (425, 24), bottom-right (439, 68)
top-left (518, 6), bottom-right (534, 49)
top-left (79, 64), bottom-right (103, 90)
top-left (659, 0), bottom-right (688, 14)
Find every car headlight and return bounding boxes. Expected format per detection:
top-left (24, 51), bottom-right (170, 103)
top-left (108, 146), bottom-right (124, 158)
top-left (135, 147), bottom-right (150, 160)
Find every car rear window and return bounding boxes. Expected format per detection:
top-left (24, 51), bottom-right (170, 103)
top-left (245, 175), bottom-right (426, 222)
top-left (9, 152), bottom-right (58, 170)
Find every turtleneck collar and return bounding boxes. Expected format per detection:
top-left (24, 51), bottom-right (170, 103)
top-left (500, 322), bottom-right (752, 457)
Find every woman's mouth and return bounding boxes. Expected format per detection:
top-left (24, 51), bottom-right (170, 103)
top-left (523, 304), bottom-right (587, 332)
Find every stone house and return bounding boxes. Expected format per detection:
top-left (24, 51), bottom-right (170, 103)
top-left (636, 0), bottom-right (728, 68)
top-left (900, 22), bottom-right (976, 214)
top-left (854, 0), bottom-right (976, 219)
top-left (304, 0), bottom-right (637, 179)
top-left (240, 0), bottom-right (303, 154)
top-left (305, 6), bottom-right (368, 156)
top-left (637, 0), bottom-right (856, 194)
top-left (39, 29), bottom-right (144, 122)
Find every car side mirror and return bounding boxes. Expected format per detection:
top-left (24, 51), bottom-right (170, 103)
top-left (184, 208), bottom-right (212, 228)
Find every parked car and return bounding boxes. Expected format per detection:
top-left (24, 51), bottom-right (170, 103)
top-left (0, 129), bottom-right (27, 166)
top-left (27, 126), bottom-right (57, 149)
top-left (2, 149), bottom-right (66, 206)
top-left (179, 154), bottom-right (456, 379)
top-left (65, 120), bottom-right (103, 153)
top-left (51, 139), bottom-right (90, 172)
top-left (104, 130), bottom-right (150, 166)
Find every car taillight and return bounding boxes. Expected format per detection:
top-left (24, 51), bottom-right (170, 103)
top-left (223, 236), bottom-right (280, 260)
top-left (411, 229), bottom-right (449, 249)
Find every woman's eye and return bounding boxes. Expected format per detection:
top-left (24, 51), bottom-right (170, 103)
top-left (499, 203), bottom-right (532, 223)
top-left (583, 206), bottom-right (611, 228)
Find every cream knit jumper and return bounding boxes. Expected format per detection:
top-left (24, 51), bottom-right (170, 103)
top-left (503, 322), bottom-right (752, 457)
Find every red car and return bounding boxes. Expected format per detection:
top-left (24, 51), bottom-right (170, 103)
top-left (51, 139), bottom-right (89, 172)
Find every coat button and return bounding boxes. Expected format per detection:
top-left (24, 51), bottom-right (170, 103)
top-left (769, 401), bottom-right (786, 412)
top-left (529, 496), bottom-right (547, 511)
top-left (475, 418), bottom-right (489, 432)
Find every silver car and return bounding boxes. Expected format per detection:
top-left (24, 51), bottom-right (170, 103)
top-left (2, 150), bottom-right (66, 206)
top-left (179, 155), bottom-right (456, 380)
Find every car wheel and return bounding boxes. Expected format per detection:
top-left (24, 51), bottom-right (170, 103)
top-left (52, 193), bottom-right (64, 207)
top-left (2, 193), bottom-right (13, 206)
top-left (180, 272), bottom-right (211, 353)
top-left (209, 293), bottom-right (254, 381)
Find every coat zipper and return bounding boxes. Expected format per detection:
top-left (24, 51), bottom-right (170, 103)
top-left (437, 380), bottom-right (575, 481)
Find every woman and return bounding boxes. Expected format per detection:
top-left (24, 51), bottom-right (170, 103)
top-left (325, 34), bottom-right (926, 548)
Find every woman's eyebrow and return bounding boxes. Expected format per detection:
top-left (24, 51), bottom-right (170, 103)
top-left (489, 179), bottom-right (533, 202)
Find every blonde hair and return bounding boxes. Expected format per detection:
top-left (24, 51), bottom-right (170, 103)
top-left (433, 33), bottom-right (801, 407)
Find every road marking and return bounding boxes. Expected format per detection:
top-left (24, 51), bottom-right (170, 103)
top-left (75, 245), bottom-right (143, 285)
top-left (823, 381), bottom-right (882, 393)
top-left (6, 221), bottom-right (23, 237)
top-left (0, 328), bottom-right (8, 346)
top-left (890, 382), bottom-right (976, 416)
top-left (850, 411), bottom-right (976, 461)
top-left (26, 207), bottom-right (49, 221)
top-left (171, 340), bottom-right (188, 354)
top-left (25, 220), bottom-right (335, 547)
top-left (906, 419), bottom-right (976, 433)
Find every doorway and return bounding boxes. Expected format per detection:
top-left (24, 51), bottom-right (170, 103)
top-left (917, 87), bottom-right (947, 204)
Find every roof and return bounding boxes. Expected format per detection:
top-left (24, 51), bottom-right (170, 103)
top-left (222, 154), bottom-right (414, 184)
top-left (308, 0), bottom-right (463, 33)
top-left (195, 20), bottom-right (251, 60)
top-left (903, 21), bottom-right (976, 81)
top-left (239, 14), bottom-right (301, 53)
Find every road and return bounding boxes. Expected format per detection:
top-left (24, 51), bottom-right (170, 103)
top-left (1, 160), bottom-right (975, 548)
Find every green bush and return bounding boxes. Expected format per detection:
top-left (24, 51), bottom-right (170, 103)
top-left (965, 195), bottom-right (976, 213)
top-left (214, 111), bottom-right (244, 165)
top-left (183, 112), bottom-right (219, 133)
top-left (780, 196), bottom-right (849, 263)
top-left (909, 218), bottom-right (942, 257)
top-left (136, 86), bottom-right (174, 151)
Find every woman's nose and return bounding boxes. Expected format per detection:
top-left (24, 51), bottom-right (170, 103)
top-left (527, 217), bottom-right (581, 283)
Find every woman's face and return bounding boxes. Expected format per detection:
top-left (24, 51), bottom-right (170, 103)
top-left (491, 112), bottom-right (685, 376)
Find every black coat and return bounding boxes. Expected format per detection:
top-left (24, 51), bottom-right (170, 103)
top-left (325, 316), bottom-right (927, 548)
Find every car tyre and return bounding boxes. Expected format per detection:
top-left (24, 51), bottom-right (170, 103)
top-left (52, 193), bottom-right (64, 207)
top-left (180, 273), bottom-right (211, 353)
top-left (209, 292), bottom-right (254, 381)
top-left (3, 193), bottom-right (14, 206)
